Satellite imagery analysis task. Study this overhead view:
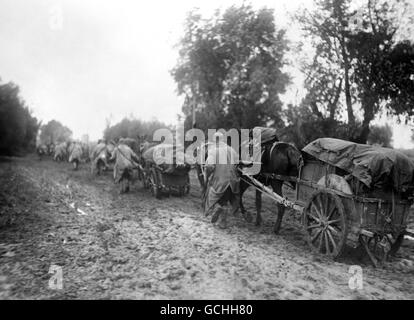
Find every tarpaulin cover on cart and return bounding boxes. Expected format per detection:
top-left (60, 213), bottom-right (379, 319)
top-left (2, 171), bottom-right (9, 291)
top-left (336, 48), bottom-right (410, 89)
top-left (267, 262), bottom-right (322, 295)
top-left (302, 138), bottom-right (414, 192)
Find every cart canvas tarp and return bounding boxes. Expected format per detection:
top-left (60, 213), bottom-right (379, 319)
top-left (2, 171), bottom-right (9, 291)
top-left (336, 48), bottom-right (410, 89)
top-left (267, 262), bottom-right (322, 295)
top-left (303, 138), bottom-right (414, 192)
top-left (141, 144), bottom-right (190, 198)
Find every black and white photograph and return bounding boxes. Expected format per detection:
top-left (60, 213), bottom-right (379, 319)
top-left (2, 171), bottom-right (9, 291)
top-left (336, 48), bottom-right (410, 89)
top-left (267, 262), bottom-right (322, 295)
top-left (0, 0), bottom-right (413, 303)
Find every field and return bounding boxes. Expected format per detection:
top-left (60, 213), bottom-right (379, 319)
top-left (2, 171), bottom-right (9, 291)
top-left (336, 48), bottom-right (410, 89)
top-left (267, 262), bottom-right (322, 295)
top-left (0, 155), bottom-right (413, 299)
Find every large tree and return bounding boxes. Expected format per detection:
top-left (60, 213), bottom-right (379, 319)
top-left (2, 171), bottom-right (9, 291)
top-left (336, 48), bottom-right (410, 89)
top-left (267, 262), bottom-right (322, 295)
top-left (347, 0), bottom-right (414, 142)
top-left (172, 4), bottom-right (290, 132)
top-left (296, 0), bottom-right (414, 144)
top-left (296, 0), bottom-right (356, 129)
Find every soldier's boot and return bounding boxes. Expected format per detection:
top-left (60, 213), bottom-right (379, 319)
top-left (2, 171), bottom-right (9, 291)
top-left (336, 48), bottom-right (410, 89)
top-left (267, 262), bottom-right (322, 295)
top-left (218, 210), bottom-right (228, 229)
top-left (119, 180), bottom-right (125, 194)
top-left (243, 211), bottom-right (254, 223)
top-left (211, 206), bottom-right (224, 224)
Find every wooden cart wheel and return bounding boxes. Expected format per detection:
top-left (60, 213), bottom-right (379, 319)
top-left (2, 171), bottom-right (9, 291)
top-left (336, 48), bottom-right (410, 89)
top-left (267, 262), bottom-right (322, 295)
top-left (303, 190), bottom-right (348, 259)
top-left (150, 169), bottom-right (162, 199)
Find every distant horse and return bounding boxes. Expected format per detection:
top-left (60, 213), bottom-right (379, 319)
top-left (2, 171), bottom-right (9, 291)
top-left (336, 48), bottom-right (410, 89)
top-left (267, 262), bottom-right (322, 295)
top-left (240, 142), bottom-right (302, 234)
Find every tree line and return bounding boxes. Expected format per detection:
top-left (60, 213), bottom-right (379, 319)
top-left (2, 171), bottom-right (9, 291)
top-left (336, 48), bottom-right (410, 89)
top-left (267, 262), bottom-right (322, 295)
top-left (0, 81), bottom-right (39, 156)
top-left (0, 80), bottom-right (76, 156)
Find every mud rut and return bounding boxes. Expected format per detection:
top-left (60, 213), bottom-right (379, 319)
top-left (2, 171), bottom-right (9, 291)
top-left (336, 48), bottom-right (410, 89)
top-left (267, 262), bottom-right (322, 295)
top-left (0, 155), bottom-right (413, 299)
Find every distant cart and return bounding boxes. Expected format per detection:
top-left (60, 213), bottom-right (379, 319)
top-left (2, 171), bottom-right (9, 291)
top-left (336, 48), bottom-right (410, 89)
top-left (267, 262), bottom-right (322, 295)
top-left (139, 144), bottom-right (190, 199)
top-left (241, 138), bottom-right (414, 266)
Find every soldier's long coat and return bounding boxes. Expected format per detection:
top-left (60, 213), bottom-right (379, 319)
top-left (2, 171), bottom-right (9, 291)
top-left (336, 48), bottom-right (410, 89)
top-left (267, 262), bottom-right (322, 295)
top-left (69, 143), bottom-right (83, 163)
top-left (91, 142), bottom-right (108, 168)
top-left (54, 143), bottom-right (68, 161)
top-left (111, 144), bottom-right (140, 183)
top-left (203, 142), bottom-right (240, 215)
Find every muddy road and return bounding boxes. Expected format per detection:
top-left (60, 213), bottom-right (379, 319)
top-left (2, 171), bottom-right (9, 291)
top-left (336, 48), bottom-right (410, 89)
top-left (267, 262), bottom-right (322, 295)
top-left (0, 155), bottom-right (413, 299)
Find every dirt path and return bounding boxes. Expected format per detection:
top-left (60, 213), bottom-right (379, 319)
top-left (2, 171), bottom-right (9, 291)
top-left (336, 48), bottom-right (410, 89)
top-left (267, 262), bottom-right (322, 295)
top-left (0, 155), bottom-right (413, 299)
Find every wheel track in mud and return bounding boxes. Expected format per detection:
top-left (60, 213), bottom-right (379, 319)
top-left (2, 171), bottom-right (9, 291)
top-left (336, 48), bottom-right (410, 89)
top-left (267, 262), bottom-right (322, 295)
top-left (0, 155), bottom-right (413, 299)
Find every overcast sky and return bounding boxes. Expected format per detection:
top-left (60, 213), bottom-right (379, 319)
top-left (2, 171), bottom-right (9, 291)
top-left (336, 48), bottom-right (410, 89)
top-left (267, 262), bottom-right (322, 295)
top-left (0, 0), bottom-right (413, 148)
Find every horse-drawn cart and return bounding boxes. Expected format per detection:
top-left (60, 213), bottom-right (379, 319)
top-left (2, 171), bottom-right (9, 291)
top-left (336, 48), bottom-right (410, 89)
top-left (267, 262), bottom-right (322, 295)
top-left (241, 138), bottom-right (414, 266)
top-left (140, 144), bottom-right (190, 199)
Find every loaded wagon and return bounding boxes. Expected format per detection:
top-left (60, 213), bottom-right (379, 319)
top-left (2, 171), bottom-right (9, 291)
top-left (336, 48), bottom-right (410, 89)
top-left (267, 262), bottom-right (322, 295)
top-left (242, 138), bottom-right (414, 266)
top-left (140, 144), bottom-right (190, 199)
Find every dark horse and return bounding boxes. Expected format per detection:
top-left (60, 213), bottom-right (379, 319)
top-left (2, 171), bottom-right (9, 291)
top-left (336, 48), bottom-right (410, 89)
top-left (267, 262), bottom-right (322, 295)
top-left (239, 142), bottom-right (302, 234)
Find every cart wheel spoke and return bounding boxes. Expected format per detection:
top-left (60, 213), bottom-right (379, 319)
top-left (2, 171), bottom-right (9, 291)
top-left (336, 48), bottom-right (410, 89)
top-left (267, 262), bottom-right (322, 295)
top-left (326, 229), bottom-right (338, 254)
top-left (308, 213), bottom-right (322, 224)
top-left (323, 192), bottom-right (329, 216)
top-left (318, 231), bottom-right (325, 252)
top-left (307, 223), bottom-right (321, 230)
top-left (328, 218), bottom-right (342, 226)
top-left (311, 203), bottom-right (323, 220)
top-left (311, 228), bottom-right (323, 244)
top-left (326, 206), bottom-right (337, 221)
top-left (324, 231), bottom-right (330, 254)
top-left (327, 225), bottom-right (341, 235)
top-left (316, 194), bottom-right (325, 215)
